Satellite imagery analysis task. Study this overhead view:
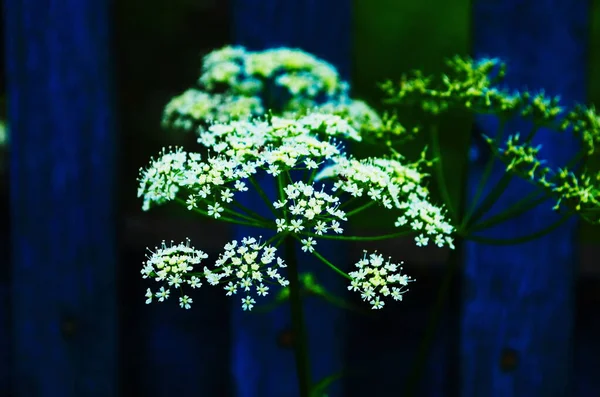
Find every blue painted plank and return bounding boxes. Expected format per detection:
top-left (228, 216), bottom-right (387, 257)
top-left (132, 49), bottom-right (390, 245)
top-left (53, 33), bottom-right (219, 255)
top-left (231, 1), bottom-right (351, 396)
top-left (4, 0), bottom-right (117, 395)
top-left (462, 1), bottom-right (588, 396)
top-left (1, 180), bottom-right (10, 395)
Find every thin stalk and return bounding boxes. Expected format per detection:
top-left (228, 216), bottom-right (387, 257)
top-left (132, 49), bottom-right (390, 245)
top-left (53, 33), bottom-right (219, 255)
top-left (230, 200), bottom-right (271, 223)
top-left (175, 198), bottom-right (263, 227)
top-left (430, 124), bottom-right (458, 221)
top-left (346, 201), bottom-right (376, 217)
top-left (465, 214), bottom-right (571, 245)
top-left (248, 175), bottom-right (278, 217)
top-left (460, 171), bottom-right (513, 230)
top-left (222, 206), bottom-right (265, 224)
top-left (404, 243), bottom-right (462, 397)
top-left (300, 229), bottom-right (413, 242)
top-left (467, 191), bottom-right (548, 233)
top-left (463, 119), bottom-right (506, 223)
top-left (284, 235), bottom-right (312, 397)
top-left (306, 245), bottom-right (351, 280)
top-left (460, 125), bottom-right (540, 231)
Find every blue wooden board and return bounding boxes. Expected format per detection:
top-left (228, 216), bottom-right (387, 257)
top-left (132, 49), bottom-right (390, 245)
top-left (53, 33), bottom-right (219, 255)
top-left (1, 182), bottom-right (10, 394)
top-left (231, 1), bottom-right (352, 396)
top-left (462, 1), bottom-right (588, 396)
top-left (4, 0), bottom-right (117, 395)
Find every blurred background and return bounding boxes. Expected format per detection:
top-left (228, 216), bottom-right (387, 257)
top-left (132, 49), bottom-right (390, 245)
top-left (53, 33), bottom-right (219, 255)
top-left (0, 0), bottom-right (599, 396)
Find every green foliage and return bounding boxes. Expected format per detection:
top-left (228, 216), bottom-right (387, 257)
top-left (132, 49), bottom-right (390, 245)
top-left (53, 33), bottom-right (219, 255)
top-left (378, 56), bottom-right (600, 227)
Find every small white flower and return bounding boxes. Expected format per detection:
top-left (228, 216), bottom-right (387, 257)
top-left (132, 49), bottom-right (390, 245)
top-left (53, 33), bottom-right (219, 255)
top-left (242, 296), bottom-right (256, 311)
top-left (273, 200), bottom-right (287, 209)
top-left (235, 180), bottom-right (248, 192)
top-left (208, 202), bottom-right (224, 218)
top-left (188, 276), bottom-right (202, 288)
top-left (300, 237), bottom-right (317, 253)
top-left (275, 218), bottom-right (287, 232)
top-left (330, 220), bottom-right (343, 234)
top-left (156, 287), bottom-right (170, 302)
top-left (289, 219), bottom-right (304, 232)
top-left (256, 283), bottom-right (269, 296)
top-left (314, 221), bottom-right (328, 235)
top-left (225, 281), bottom-right (237, 296)
top-left (179, 295), bottom-right (193, 309)
top-left (415, 234), bottom-right (429, 247)
top-left (168, 274), bottom-right (183, 288)
top-left (145, 288), bottom-right (153, 304)
top-left (221, 188), bottom-right (234, 203)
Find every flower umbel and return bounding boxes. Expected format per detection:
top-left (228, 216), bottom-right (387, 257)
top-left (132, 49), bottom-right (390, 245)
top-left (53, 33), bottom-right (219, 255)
top-left (141, 239), bottom-right (208, 309)
top-left (348, 251), bottom-right (414, 309)
top-left (203, 237), bottom-right (289, 311)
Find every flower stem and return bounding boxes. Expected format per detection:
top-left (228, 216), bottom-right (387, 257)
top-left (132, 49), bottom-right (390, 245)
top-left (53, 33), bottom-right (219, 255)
top-left (463, 119), bottom-right (506, 223)
top-left (430, 124), bottom-right (458, 221)
top-left (403, 243), bottom-right (462, 397)
top-left (305, 244), bottom-right (351, 280)
top-left (301, 229), bottom-right (413, 241)
top-left (284, 235), bottom-right (312, 397)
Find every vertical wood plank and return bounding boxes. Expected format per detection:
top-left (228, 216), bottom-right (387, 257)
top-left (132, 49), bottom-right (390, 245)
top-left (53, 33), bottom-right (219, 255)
top-left (4, 0), bottom-right (117, 395)
top-left (462, 1), bottom-right (588, 396)
top-left (231, 1), bottom-right (351, 396)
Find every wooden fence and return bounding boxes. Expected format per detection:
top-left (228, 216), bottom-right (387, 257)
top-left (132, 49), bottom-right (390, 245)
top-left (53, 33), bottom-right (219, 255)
top-left (1, 0), bottom-right (599, 396)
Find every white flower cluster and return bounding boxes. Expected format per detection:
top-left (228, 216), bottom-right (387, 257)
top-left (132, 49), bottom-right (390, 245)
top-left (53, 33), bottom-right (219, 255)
top-left (162, 89), bottom-right (264, 130)
top-left (161, 45), bottom-right (384, 138)
top-left (141, 239), bottom-right (208, 309)
top-left (138, 147), bottom-right (256, 214)
top-left (137, 147), bottom-right (188, 211)
top-left (201, 237), bottom-right (288, 311)
top-left (200, 46), bottom-right (345, 98)
top-left (301, 99), bottom-right (384, 133)
top-left (140, 237), bottom-right (289, 311)
top-left (317, 156), bottom-right (455, 249)
top-left (198, 113), bottom-right (361, 160)
top-left (275, 181), bottom-right (346, 252)
top-left (348, 251), bottom-right (413, 309)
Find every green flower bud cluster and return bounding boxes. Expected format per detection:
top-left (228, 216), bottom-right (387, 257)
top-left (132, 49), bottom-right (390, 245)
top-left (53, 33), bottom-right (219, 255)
top-left (489, 133), bottom-right (549, 180)
top-left (551, 168), bottom-right (600, 224)
top-left (377, 56), bottom-right (600, 226)
top-left (563, 104), bottom-right (600, 155)
top-left (380, 56), bottom-right (600, 152)
top-left (380, 57), bottom-right (562, 125)
top-left (484, 132), bottom-right (600, 224)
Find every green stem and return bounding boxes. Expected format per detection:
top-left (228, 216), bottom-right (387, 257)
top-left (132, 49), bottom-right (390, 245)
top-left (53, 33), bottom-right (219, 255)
top-left (460, 125), bottom-right (540, 230)
top-left (466, 214), bottom-right (571, 245)
top-left (460, 171), bottom-right (513, 230)
top-left (430, 124), bottom-right (458, 221)
top-left (230, 200), bottom-right (271, 223)
top-left (284, 235), bottom-right (312, 397)
top-left (467, 190), bottom-right (549, 233)
top-left (463, 119), bottom-right (506, 223)
top-left (346, 201), bottom-right (376, 217)
top-left (404, 243), bottom-right (462, 397)
top-left (306, 245), bottom-right (351, 280)
top-left (301, 229), bottom-right (413, 242)
top-left (264, 232), bottom-right (288, 247)
top-left (222, 206), bottom-right (265, 224)
top-left (175, 198), bottom-right (264, 227)
top-left (248, 175), bottom-right (279, 217)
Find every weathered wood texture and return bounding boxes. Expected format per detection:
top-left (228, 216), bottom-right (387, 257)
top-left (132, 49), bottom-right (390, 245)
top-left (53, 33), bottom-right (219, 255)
top-left (231, 1), bottom-right (351, 396)
top-left (4, 0), bottom-right (117, 395)
top-left (462, 1), bottom-right (588, 396)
